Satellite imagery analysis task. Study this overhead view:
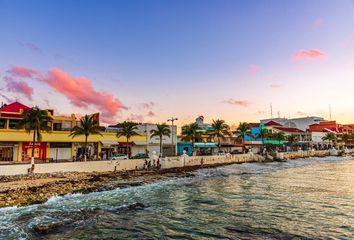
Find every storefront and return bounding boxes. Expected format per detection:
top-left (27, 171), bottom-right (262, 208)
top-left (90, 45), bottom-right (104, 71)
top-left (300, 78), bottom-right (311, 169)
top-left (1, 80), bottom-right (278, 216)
top-left (0, 142), bottom-right (19, 162)
top-left (73, 142), bottom-right (98, 160)
top-left (49, 142), bottom-right (72, 161)
top-left (100, 140), bottom-right (119, 160)
top-left (22, 142), bottom-right (47, 161)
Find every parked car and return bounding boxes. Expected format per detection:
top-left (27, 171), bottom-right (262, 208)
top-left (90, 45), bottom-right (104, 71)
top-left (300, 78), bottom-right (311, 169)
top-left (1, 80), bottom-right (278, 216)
top-left (131, 153), bottom-right (149, 159)
top-left (109, 153), bottom-right (128, 160)
top-left (231, 149), bottom-right (242, 155)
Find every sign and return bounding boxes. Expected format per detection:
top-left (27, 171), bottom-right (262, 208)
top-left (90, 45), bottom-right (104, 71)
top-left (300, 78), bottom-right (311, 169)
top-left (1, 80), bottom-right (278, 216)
top-left (22, 142), bottom-right (47, 160)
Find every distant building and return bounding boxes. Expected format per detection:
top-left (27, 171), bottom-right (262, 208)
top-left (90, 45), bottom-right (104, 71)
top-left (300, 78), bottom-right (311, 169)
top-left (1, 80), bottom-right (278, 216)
top-left (261, 116), bottom-right (324, 131)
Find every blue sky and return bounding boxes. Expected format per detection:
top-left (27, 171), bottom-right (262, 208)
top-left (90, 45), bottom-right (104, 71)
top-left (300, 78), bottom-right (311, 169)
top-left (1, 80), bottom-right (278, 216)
top-left (1, 0), bottom-right (354, 126)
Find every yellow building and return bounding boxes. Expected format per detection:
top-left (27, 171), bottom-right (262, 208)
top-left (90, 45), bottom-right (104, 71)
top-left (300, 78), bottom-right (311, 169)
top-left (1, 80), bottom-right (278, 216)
top-left (0, 102), bottom-right (147, 163)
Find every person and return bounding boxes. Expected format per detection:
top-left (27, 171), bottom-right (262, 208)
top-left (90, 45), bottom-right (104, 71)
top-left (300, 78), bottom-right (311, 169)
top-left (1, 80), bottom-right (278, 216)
top-left (157, 158), bottom-right (161, 169)
top-left (148, 160), bottom-right (151, 169)
top-left (144, 159), bottom-right (148, 170)
top-left (153, 159), bottom-right (156, 169)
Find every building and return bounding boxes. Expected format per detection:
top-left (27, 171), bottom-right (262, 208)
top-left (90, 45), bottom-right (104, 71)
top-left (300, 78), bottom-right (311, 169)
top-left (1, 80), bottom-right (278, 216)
top-left (261, 116), bottom-right (324, 131)
top-left (308, 121), bottom-right (354, 148)
top-left (0, 102), bottom-right (146, 163)
top-left (108, 123), bottom-right (177, 157)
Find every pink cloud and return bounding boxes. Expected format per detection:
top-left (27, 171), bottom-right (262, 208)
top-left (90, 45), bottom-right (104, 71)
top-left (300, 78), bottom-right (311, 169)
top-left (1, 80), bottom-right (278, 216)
top-left (7, 66), bottom-right (40, 78)
top-left (41, 68), bottom-right (126, 119)
top-left (248, 64), bottom-right (261, 76)
top-left (4, 76), bottom-right (33, 100)
top-left (270, 84), bottom-right (282, 88)
top-left (223, 98), bottom-right (252, 107)
top-left (291, 49), bottom-right (326, 61)
top-left (338, 35), bottom-right (354, 49)
top-left (6, 66), bottom-right (126, 122)
top-left (313, 17), bottom-right (324, 28)
top-left (147, 110), bottom-right (155, 117)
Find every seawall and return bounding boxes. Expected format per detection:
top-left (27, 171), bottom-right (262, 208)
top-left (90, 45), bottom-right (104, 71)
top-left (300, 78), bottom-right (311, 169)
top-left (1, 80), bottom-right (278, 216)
top-left (0, 150), bottom-right (332, 176)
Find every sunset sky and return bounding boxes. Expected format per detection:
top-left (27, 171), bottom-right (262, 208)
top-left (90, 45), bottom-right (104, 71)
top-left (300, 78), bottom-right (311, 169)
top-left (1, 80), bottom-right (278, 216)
top-left (1, 0), bottom-right (354, 127)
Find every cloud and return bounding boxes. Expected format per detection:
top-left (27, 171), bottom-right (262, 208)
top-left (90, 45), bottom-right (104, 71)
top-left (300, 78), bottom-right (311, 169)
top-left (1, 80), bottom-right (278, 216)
top-left (291, 49), bottom-right (326, 61)
top-left (17, 41), bottom-right (41, 53)
top-left (147, 110), bottom-right (155, 117)
top-left (248, 64), bottom-right (260, 76)
top-left (41, 68), bottom-right (126, 119)
top-left (223, 98), bottom-right (252, 107)
top-left (7, 66), bottom-right (40, 78)
top-left (139, 101), bottom-right (155, 109)
top-left (256, 110), bottom-right (267, 114)
top-left (5, 66), bottom-right (126, 122)
top-left (270, 84), bottom-right (282, 88)
top-left (4, 76), bottom-right (33, 100)
top-left (127, 113), bottom-right (144, 123)
top-left (313, 17), bottom-right (324, 28)
top-left (338, 35), bottom-right (354, 49)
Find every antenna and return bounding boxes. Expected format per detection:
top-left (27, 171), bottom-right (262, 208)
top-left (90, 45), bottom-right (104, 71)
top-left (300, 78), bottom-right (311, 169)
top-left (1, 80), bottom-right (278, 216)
top-left (329, 104), bottom-right (332, 121)
top-left (277, 111), bottom-right (280, 118)
top-left (270, 103), bottom-right (273, 118)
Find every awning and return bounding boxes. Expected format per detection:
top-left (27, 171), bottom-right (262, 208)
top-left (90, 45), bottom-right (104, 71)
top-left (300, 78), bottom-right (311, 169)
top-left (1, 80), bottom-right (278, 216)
top-left (100, 140), bottom-right (119, 146)
top-left (133, 141), bottom-right (147, 146)
top-left (118, 142), bottom-right (133, 147)
top-left (194, 142), bottom-right (217, 148)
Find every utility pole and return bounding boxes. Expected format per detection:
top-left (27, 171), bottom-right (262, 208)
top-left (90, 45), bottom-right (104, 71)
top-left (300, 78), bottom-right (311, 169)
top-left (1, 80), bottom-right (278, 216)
top-left (329, 104), bottom-right (332, 121)
top-left (270, 103), bottom-right (273, 118)
top-left (167, 117), bottom-right (178, 155)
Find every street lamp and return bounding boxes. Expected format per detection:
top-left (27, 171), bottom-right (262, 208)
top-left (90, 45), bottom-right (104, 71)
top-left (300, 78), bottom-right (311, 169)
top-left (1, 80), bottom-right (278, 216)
top-left (167, 117), bottom-right (178, 155)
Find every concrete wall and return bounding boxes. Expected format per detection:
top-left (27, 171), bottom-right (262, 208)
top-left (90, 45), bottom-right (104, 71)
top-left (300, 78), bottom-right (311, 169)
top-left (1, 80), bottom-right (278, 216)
top-left (0, 150), bottom-right (332, 176)
top-left (0, 159), bottom-right (145, 176)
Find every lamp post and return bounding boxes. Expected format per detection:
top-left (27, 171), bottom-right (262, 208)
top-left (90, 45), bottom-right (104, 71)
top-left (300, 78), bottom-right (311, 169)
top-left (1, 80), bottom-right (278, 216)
top-left (167, 117), bottom-right (178, 155)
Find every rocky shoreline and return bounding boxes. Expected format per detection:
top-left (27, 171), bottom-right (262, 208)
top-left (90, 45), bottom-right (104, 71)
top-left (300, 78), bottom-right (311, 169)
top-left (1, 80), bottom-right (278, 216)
top-left (0, 163), bottom-right (233, 208)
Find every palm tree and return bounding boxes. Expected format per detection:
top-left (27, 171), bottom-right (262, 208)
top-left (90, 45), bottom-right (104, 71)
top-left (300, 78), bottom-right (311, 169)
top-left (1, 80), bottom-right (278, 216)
top-left (181, 122), bottom-right (202, 155)
top-left (18, 107), bottom-right (52, 166)
top-left (116, 121), bottom-right (139, 158)
top-left (271, 131), bottom-right (285, 143)
top-left (236, 122), bottom-right (252, 153)
top-left (257, 127), bottom-right (269, 144)
top-left (69, 115), bottom-right (102, 161)
top-left (340, 133), bottom-right (351, 149)
top-left (322, 132), bottom-right (337, 147)
top-left (210, 119), bottom-right (231, 151)
top-left (286, 134), bottom-right (299, 151)
top-left (150, 123), bottom-right (171, 157)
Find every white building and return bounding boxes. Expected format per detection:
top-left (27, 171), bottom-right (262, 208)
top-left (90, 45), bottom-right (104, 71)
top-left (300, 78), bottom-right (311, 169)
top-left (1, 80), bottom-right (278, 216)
top-left (261, 116), bottom-right (324, 131)
top-left (136, 123), bottom-right (177, 156)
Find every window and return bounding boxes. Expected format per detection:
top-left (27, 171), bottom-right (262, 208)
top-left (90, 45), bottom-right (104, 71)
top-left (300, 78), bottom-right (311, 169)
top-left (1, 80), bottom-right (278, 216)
top-left (8, 119), bottom-right (20, 129)
top-left (0, 119), bottom-right (6, 129)
top-left (53, 122), bottom-right (62, 131)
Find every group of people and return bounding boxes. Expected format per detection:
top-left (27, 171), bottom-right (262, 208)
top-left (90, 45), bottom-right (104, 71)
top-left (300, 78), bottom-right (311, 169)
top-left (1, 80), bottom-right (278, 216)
top-left (143, 158), bottom-right (161, 170)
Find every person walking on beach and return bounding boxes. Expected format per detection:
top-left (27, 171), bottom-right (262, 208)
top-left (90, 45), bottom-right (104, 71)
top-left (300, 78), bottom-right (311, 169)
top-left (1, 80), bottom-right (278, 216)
top-left (157, 158), bottom-right (161, 169)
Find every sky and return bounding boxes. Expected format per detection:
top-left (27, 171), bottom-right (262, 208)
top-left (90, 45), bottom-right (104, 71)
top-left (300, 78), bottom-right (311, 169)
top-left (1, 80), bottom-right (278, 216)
top-left (0, 0), bottom-right (354, 127)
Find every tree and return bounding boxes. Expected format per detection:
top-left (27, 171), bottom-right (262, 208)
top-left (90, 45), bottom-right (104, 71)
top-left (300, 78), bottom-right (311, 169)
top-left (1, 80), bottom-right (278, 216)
top-left (340, 133), bottom-right (351, 148)
top-left (236, 122), bottom-right (252, 152)
top-left (69, 115), bottom-right (102, 161)
top-left (150, 123), bottom-right (171, 157)
top-left (286, 134), bottom-right (299, 151)
top-left (181, 122), bottom-right (202, 155)
top-left (18, 107), bottom-right (51, 166)
top-left (257, 127), bottom-right (269, 144)
top-left (210, 119), bottom-right (231, 151)
top-left (271, 131), bottom-right (285, 143)
top-left (116, 121), bottom-right (139, 158)
top-left (322, 132), bottom-right (337, 147)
